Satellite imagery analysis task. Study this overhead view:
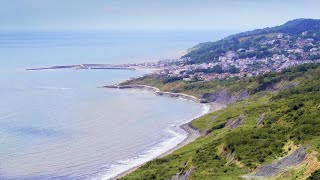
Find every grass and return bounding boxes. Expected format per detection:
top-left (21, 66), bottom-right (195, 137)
top-left (121, 63), bottom-right (320, 179)
top-left (239, 33), bottom-right (280, 42)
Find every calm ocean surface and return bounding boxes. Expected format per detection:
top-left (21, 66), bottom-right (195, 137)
top-left (0, 31), bottom-right (232, 179)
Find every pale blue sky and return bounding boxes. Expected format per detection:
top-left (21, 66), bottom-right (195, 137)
top-left (1, 0), bottom-right (319, 31)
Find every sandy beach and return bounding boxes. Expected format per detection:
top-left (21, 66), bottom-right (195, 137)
top-left (112, 123), bottom-right (201, 180)
top-left (105, 85), bottom-right (225, 179)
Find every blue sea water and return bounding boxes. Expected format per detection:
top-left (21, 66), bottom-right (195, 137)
top-left (0, 30), bottom-right (232, 179)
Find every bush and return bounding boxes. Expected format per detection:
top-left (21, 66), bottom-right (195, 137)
top-left (307, 169), bottom-right (320, 180)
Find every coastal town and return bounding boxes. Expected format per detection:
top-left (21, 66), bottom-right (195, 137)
top-left (4, 0), bottom-right (320, 177)
top-left (27, 31), bottom-right (320, 83)
top-left (125, 31), bottom-right (320, 82)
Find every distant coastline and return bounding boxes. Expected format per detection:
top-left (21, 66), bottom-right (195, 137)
top-left (26, 64), bottom-right (136, 71)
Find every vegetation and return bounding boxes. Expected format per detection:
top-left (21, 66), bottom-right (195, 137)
top-left (123, 62), bottom-right (320, 97)
top-left (121, 63), bottom-right (320, 179)
top-left (184, 65), bottom-right (238, 74)
top-left (226, 18), bottom-right (320, 40)
top-left (307, 169), bottom-right (320, 180)
top-left (182, 18), bottom-right (320, 64)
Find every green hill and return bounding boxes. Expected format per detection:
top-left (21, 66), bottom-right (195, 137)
top-left (183, 19), bottom-right (320, 64)
top-left (227, 18), bottom-right (320, 39)
top-left (121, 63), bottom-right (320, 180)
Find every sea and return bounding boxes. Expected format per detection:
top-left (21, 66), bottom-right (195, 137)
top-left (0, 30), bottom-right (234, 180)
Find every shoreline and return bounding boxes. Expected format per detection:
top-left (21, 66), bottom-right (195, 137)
top-left (102, 84), bottom-right (202, 103)
top-left (112, 123), bottom-right (202, 180)
top-left (103, 84), bottom-right (224, 180)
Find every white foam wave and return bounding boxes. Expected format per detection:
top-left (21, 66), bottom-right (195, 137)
top-left (97, 103), bottom-right (210, 180)
top-left (98, 129), bottom-right (186, 180)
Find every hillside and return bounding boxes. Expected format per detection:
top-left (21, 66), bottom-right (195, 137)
top-left (121, 63), bottom-right (320, 179)
top-left (183, 19), bottom-right (320, 64)
top-left (226, 19), bottom-right (320, 40)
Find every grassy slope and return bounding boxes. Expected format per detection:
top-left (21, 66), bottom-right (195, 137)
top-left (121, 63), bottom-right (320, 180)
top-left (121, 75), bottom-right (258, 98)
top-left (239, 32), bottom-right (280, 42)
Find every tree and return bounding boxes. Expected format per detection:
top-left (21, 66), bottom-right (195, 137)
top-left (212, 65), bottom-right (223, 74)
top-left (228, 65), bottom-right (240, 74)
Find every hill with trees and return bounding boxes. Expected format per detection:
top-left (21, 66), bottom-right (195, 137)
top-left (227, 18), bottom-right (320, 39)
top-left (121, 63), bottom-right (320, 180)
top-left (183, 19), bottom-right (320, 64)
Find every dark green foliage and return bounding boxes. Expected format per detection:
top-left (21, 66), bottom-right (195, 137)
top-left (272, 64), bottom-right (320, 100)
top-left (122, 141), bottom-right (243, 180)
top-left (189, 142), bottom-right (243, 179)
top-left (183, 39), bottom-right (241, 63)
top-left (205, 122), bottom-right (226, 135)
top-left (309, 54), bottom-right (320, 60)
top-left (227, 18), bottom-right (320, 40)
top-left (122, 63), bottom-right (320, 179)
top-left (225, 128), bottom-right (287, 168)
top-left (211, 65), bottom-right (224, 73)
top-left (307, 169), bottom-right (320, 180)
top-left (251, 63), bottom-right (320, 93)
top-left (227, 65), bottom-right (240, 74)
top-left (183, 19), bottom-right (320, 64)
top-left (183, 36), bottom-right (276, 63)
top-left (303, 44), bottom-right (314, 52)
top-left (161, 76), bottom-right (182, 84)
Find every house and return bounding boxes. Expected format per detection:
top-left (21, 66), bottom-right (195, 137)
top-left (310, 48), bottom-right (318, 52)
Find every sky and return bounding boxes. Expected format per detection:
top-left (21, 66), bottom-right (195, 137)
top-left (0, 0), bottom-right (320, 31)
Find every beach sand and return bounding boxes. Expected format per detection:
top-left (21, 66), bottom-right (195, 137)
top-left (112, 102), bottom-right (225, 180)
top-left (112, 123), bottom-right (201, 180)
top-left (103, 84), bottom-right (226, 179)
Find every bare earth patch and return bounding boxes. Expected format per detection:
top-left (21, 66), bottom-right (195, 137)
top-left (243, 146), bottom-right (307, 179)
top-left (226, 116), bottom-right (244, 129)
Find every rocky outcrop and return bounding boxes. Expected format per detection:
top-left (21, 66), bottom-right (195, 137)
top-left (255, 113), bottom-right (265, 125)
top-left (201, 90), bottom-right (249, 104)
top-left (281, 82), bottom-right (297, 90)
top-left (244, 146), bottom-right (307, 179)
top-left (275, 146), bottom-right (307, 169)
top-left (226, 116), bottom-right (244, 129)
top-left (170, 168), bottom-right (195, 180)
top-left (271, 81), bottom-right (298, 92)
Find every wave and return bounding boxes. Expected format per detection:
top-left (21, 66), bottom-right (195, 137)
top-left (97, 103), bottom-right (210, 180)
